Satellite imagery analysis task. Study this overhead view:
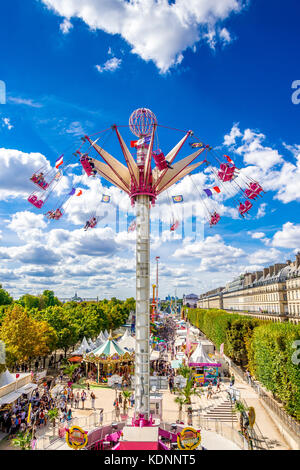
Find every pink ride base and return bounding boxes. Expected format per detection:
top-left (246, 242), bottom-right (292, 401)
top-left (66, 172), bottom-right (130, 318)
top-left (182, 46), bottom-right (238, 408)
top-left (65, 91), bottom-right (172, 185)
top-left (86, 414), bottom-right (189, 451)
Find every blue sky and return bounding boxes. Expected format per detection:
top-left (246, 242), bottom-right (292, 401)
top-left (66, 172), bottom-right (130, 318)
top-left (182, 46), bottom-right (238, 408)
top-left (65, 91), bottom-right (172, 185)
top-left (0, 0), bottom-right (300, 299)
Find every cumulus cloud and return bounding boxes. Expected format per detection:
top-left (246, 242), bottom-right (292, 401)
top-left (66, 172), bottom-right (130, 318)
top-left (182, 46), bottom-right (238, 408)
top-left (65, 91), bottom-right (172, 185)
top-left (223, 123), bottom-right (242, 146)
top-left (224, 124), bottom-right (300, 204)
top-left (8, 211), bottom-right (47, 241)
top-left (1, 117), bottom-right (13, 130)
top-left (247, 247), bottom-right (281, 266)
top-left (60, 17), bottom-right (73, 33)
top-left (248, 231), bottom-right (266, 239)
top-left (173, 234), bottom-right (245, 272)
top-left (96, 57), bottom-right (122, 73)
top-left (0, 148), bottom-right (51, 200)
top-left (41, 0), bottom-right (245, 72)
top-left (272, 222), bottom-right (300, 250)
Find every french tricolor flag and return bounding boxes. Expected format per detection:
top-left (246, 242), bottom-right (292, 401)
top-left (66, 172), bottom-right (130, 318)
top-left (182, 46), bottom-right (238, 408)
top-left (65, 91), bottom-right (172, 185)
top-left (55, 155), bottom-right (64, 169)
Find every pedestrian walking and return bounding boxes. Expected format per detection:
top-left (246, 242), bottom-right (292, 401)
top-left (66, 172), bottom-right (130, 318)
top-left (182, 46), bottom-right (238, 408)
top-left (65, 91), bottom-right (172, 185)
top-left (115, 405), bottom-right (120, 422)
top-left (69, 390), bottom-right (74, 408)
top-left (74, 392), bottom-right (80, 409)
top-left (90, 391), bottom-right (96, 410)
top-left (81, 390), bottom-right (87, 409)
top-left (230, 374), bottom-right (235, 386)
top-left (207, 383), bottom-right (213, 399)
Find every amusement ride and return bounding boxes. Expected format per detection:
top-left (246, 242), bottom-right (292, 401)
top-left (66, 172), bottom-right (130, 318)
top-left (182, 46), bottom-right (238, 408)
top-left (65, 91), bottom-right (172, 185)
top-left (26, 108), bottom-right (265, 449)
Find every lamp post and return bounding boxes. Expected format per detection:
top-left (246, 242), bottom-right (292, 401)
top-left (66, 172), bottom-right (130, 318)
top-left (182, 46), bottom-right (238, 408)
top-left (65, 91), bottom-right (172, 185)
top-left (155, 256), bottom-right (160, 310)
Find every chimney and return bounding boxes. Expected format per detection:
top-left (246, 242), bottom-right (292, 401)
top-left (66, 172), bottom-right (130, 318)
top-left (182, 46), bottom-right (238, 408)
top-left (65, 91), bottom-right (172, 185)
top-left (255, 271), bottom-right (263, 281)
top-left (296, 253), bottom-right (300, 269)
top-left (274, 263), bottom-right (287, 275)
top-left (263, 268), bottom-right (269, 278)
top-left (269, 266), bottom-right (274, 277)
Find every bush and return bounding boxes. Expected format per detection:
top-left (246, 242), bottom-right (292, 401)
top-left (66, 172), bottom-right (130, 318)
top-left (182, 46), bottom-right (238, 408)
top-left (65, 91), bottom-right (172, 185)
top-left (188, 308), bottom-right (300, 420)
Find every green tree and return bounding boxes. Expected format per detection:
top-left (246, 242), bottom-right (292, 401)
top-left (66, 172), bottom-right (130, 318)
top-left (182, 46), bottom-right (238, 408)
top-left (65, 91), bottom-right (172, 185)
top-left (41, 290), bottom-right (61, 308)
top-left (0, 284), bottom-right (13, 306)
top-left (18, 294), bottom-right (40, 310)
top-left (11, 431), bottom-right (32, 450)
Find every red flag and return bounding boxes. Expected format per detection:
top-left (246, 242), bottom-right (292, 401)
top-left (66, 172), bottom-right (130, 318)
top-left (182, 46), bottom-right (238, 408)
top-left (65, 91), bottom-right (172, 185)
top-left (213, 186), bottom-right (221, 193)
top-left (224, 155), bottom-right (233, 163)
top-left (130, 141), bottom-right (138, 148)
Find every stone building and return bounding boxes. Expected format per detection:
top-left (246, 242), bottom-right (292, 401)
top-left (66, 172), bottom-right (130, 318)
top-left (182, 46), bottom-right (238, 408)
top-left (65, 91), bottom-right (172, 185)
top-left (183, 293), bottom-right (199, 308)
top-left (197, 254), bottom-right (300, 324)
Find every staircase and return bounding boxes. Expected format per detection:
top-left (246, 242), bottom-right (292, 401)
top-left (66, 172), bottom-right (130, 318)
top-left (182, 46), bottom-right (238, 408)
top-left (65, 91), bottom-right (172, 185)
top-left (204, 399), bottom-right (238, 422)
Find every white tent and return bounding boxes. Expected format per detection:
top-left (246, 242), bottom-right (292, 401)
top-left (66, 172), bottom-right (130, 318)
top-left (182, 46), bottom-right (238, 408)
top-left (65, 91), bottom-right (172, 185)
top-left (150, 350), bottom-right (160, 361)
top-left (0, 369), bottom-right (16, 388)
top-left (189, 342), bottom-right (215, 364)
top-left (73, 336), bottom-right (91, 355)
top-left (103, 330), bottom-right (109, 339)
top-left (119, 329), bottom-right (130, 341)
top-left (88, 338), bottom-right (126, 357)
top-left (88, 338), bottom-right (96, 350)
top-left (118, 334), bottom-right (136, 352)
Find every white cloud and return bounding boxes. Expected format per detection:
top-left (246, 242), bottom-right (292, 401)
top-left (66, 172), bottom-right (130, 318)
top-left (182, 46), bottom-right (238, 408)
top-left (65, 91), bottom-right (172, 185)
top-left (41, 0), bottom-right (245, 72)
top-left (219, 27), bottom-right (232, 44)
top-left (60, 18), bottom-right (73, 34)
top-left (223, 123), bottom-right (242, 147)
top-left (96, 57), bottom-right (122, 73)
top-left (247, 247), bottom-right (281, 266)
top-left (236, 128), bottom-right (283, 170)
top-left (0, 148), bottom-right (50, 200)
top-left (65, 121), bottom-right (85, 136)
top-left (255, 203), bottom-right (267, 219)
top-left (1, 117), bottom-right (13, 130)
top-left (8, 96), bottom-right (43, 108)
top-left (8, 211), bottom-right (47, 241)
top-left (272, 222), bottom-right (300, 250)
top-left (249, 231), bottom-right (266, 239)
top-left (224, 124), bottom-right (300, 204)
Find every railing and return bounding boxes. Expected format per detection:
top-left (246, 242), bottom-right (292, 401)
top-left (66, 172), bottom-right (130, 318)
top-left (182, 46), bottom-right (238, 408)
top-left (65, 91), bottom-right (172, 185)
top-left (35, 409), bottom-right (135, 450)
top-left (229, 362), bottom-right (300, 438)
top-left (160, 411), bottom-right (249, 450)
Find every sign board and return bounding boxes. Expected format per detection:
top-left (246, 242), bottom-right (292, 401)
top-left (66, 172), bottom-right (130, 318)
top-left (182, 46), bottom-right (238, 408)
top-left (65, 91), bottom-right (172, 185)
top-left (177, 427), bottom-right (201, 450)
top-left (66, 426), bottom-right (88, 450)
top-left (193, 374), bottom-right (205, 385)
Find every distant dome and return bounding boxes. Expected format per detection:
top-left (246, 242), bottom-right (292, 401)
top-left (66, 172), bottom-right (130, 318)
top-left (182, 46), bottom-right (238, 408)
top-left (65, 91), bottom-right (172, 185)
top-left (71, 292), bottom-right (83, 302)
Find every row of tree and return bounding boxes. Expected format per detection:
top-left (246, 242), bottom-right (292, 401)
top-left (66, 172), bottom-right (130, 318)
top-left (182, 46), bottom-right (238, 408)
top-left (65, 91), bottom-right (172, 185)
top-left (187, 308), bottom-right (300, 420)
top-left (0, 287), bottom-right (135, 370)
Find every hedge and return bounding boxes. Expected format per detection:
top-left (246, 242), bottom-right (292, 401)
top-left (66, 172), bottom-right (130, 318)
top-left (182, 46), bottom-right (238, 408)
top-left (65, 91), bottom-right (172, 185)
top-left (187, 308), bottom-right (300, 420)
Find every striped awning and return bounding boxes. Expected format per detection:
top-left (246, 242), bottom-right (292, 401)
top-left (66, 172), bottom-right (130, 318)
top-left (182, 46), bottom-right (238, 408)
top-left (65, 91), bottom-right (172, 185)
top-left (89, 338), bottom-right (126, 357)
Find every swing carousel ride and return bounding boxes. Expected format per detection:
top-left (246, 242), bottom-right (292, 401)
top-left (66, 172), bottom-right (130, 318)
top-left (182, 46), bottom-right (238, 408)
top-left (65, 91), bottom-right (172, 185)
top-left (26, 108), bottom-right (265, 449)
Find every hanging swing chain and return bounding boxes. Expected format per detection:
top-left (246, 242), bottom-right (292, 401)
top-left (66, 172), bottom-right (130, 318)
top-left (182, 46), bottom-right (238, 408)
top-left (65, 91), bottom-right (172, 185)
top-left (188, 174), bottom-right (211, 219)
top-left (166, 189), bottom-right (176, 225)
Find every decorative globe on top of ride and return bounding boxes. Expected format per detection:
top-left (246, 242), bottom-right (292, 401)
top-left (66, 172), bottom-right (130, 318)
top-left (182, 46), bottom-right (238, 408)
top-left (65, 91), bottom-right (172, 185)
top-left (129, 108), bottom-right (157, 137)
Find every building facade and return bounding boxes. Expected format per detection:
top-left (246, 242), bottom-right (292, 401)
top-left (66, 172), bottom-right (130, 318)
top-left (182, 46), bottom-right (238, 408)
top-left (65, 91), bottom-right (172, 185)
top-left (197, 254), bottom-right (300, 324)
top-left (183, 293), bottom-right (199, 308)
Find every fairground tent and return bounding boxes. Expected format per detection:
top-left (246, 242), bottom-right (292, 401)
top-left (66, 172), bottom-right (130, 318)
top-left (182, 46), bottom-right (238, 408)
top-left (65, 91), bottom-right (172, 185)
top-left (89, 338), bottom-right (126, 357)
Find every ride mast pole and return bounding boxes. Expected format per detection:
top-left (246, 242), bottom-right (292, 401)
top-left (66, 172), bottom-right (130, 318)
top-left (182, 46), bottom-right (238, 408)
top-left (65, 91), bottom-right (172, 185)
top-left (135, 194), bottom-right (150, 418)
